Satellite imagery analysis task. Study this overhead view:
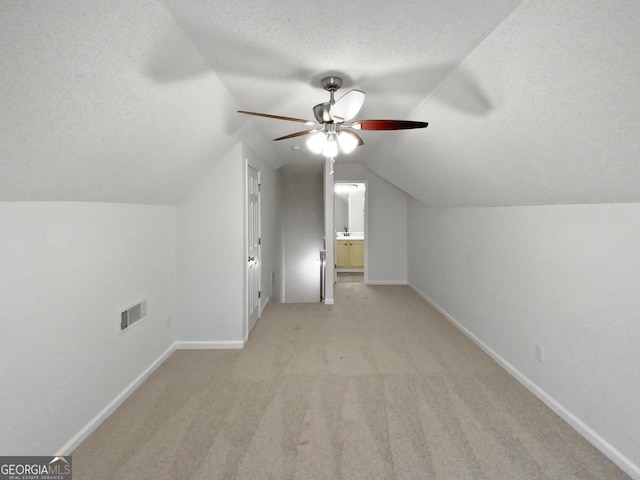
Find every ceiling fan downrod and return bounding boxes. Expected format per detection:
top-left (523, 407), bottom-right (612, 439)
top-left (321, 76), bottom-right (343, 104)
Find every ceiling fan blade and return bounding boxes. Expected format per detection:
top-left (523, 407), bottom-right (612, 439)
top-left (351, 119), bottom-right (428, 130)
top-left (330, 90), bottom-right (366, 122)
top-left (238, 110), bottom-right (315, 125)
top-left (273, 129), bottom-right (318, 141)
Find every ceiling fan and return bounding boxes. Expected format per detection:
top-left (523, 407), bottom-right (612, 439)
top-left (238, 76), bottom-right (428, 157)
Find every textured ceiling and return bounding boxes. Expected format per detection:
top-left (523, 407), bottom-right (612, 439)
top-left (1, 0), bottom-right (639, 206)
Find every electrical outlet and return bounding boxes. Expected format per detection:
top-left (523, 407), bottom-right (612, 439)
top-left (535, 344), bottom-right (545, 363)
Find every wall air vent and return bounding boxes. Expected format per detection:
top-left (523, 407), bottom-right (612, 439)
top-left (120, 300), bottom-right (147, 331)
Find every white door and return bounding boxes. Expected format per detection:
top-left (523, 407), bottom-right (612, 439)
top-left (247, 166), bottom-right (261, 333)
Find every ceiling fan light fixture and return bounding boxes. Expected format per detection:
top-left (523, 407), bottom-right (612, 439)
top-left (306, 131), bottom-right (326, 154)
top-left (321, 135), bottom-right (338, 158)
top-left (337, 130), bottom-right (359, 154)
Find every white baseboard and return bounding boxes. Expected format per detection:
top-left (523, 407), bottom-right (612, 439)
top-left (59, 337), bottom-right (250, 454)
top-left (408, 282), bottom-right (640, 480)
top-left (57, 342), bottom-right (177, 455)
top-left (176, 340), bottom-right (246, 349)
top-left (323, 298), bottom-right (335, 305)
top-left (365, 280), bottom-right (408, 285)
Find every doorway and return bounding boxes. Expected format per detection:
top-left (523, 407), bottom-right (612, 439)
top-left (334, 182), bottom-right (366, 284)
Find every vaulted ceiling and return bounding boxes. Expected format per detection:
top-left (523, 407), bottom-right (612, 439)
top-left (2, 1), bottom-right (639, 206)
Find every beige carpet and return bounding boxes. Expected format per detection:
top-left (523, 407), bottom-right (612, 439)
top-left (336, 272), bottom-right (364, 283)
top-left (72, 284), bottom-right (630, 479)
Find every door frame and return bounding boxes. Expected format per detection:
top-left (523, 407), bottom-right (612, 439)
top-left (244, 161), bottom-right (261, 342)
top-left (333, 180), bottom-right (368, 283)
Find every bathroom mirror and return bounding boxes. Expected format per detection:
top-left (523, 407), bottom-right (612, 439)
top-left (334, 183), bottom-right (365, 235)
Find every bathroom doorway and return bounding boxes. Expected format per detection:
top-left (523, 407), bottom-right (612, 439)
top-left (334, 182), bottom-right (366, 284)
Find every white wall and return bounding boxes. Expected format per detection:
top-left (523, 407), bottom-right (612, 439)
top-left (283, 172), bottom-right (324, 303)
top-left (0, 202), bottom-right (176, 455)
top-left (243, 145), bottom-right (285, 306)
top-left (407, 199), bottom-right (640, 477)
top-left (335, 163), bottom-right (407, 284)
top-left (176, 144), bottom-right (245, 344)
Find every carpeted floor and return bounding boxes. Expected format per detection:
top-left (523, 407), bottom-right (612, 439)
top-left (336, 272), bottom-right (364, 283)
top-left (72, 284), bottom-right (630, 479)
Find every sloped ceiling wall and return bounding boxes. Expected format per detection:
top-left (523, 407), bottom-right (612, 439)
top-left (0, 0), bottom-right (241, 204)
top-left (1, 0), bottom-right (639, 206)
top-left (368, 0), bottom-right (640, 206)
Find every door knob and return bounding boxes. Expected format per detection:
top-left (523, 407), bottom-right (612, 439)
top-left (248, 256), bottom-right (255, 262)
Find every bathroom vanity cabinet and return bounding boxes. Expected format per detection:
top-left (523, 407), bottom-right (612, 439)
top-left (336, 239), bottom-right (364, 268)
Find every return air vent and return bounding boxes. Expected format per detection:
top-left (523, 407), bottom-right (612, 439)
top-left (120, 301), bottom-right (147, 331)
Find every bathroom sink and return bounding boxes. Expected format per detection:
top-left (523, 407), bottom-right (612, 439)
top-left (336, 233), bottom-right (364, 240)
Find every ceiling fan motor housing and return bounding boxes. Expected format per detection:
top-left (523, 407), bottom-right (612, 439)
top-left (313, 102), bottom-right (332, 123)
